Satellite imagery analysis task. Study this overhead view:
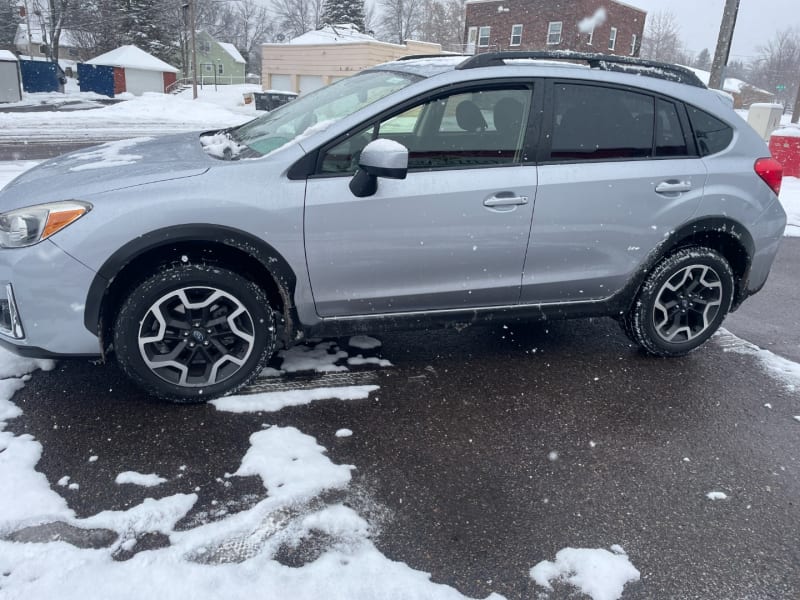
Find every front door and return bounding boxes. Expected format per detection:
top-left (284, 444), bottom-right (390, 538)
top-left (304, 84), bottom-right (538, 317)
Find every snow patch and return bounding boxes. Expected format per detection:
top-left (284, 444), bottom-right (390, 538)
top-left (348, 335), bottom-right (382, 350)
top-left (115, 471), bottom-right (168, 487)
top-left (530, 545), bottom-right (640, 600)
top-left (279, 340), bottom-right (349, 373)
top-left (706, 491), bottom-right (728, 500)
top-left (68, 137), bottom-right (153, 172)
top-left (336, 428), bottom-right (354, 438)
top-left (211, 385), bottom-right (379, 413)
top-left (717, 329), bottom-right (800, 390)
top-left (200, 131), bottom-right (247, 159)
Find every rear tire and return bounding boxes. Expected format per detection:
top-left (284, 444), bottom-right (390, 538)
top-left (113, 263), bottom-right (275, 403)
top-left (622, 247), bottom-right (734, 357)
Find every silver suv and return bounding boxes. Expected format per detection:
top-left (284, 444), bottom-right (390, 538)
top-left (0, 52), bottom-right (787, 402)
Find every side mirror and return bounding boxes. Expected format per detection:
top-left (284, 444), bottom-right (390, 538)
top-left (349, 139), bottom-right (409, 197)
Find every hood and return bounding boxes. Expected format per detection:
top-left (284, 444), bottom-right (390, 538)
top-left (0, 132), bottom-right (212, 208)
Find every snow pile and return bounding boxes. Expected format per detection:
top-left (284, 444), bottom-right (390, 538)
top-left (68, 137), bottom-right (153, 171)
top-left (780, 176), bottom-right (800, 237)
top-left (278, 340), bottom-right (351, 373)
top-left (200, 131), bottom-right (247, 159)
top-left (530, 545), bottom-right (640, 600)
top-left (115, 471), bottom-right (167, 487)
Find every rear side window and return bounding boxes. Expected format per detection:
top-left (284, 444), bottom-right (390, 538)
top-left (551, 84), bottom-right (654, 160)
top-left (687, 106), bottom-right (733, 156)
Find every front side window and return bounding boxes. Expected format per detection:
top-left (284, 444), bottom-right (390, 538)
top-left (609, 27), bottom-right (617, 50)
top-left (511, 24), bottom-right (523, 46)
top-left (550, 84), bottom-right (654, 161)
top-left (478, 26), bottom-right (491, 47)
top-left (320, 86), bottom-right (533, 174)
top-left (547, 22), bottom-right (562, 45)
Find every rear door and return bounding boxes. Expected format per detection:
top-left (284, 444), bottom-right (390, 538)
top-left (521, 81), bottom-right (707, 304)
top-left (304, 81), bottom-right (540, 317)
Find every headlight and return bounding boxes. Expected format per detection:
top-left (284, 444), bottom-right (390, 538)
top-left (0, 201), bottom-right (91, 248)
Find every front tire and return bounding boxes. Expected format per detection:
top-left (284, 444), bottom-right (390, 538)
top-left (113, 263), bottom-right (275, 402)
top-left (623, 247), bottom-right (734, 357)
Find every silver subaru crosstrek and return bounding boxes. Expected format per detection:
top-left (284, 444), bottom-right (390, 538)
top-left (0, 52), bottom-right (787, 402)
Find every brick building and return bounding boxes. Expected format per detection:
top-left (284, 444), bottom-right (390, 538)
top-left (464, 0), bottom-right (647, 57)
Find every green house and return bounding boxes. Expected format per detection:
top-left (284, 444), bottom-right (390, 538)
top-left (192, 30), bottom-right (246, 85)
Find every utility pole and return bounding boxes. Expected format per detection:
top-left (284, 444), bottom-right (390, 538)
top-left (708, 0), bottom-right (740, 90)
top-left (189, 0), bottom-right (198, 99)
top-left (792, 87), bottom-right (800, 124)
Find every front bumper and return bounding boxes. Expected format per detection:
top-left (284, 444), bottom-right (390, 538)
top-left (0, 240), bottom-right (102, 357)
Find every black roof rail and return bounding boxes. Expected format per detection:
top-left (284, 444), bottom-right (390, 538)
top-left (396, 53), bottom-right (468, 61)
top-left (455, 51), bottom-right (706, 88)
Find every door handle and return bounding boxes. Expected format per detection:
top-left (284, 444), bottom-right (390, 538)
top-left (655, 180), bottom-right (692, 194)
top-left (484, 195), bottom-right (528, 207)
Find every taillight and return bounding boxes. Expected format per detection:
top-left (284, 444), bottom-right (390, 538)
top-left (755, 157), bottom-right (783, 195)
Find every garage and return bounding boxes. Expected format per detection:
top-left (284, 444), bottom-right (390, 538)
top-left (85, 45), bottom-right (178, 95)
top-left (0, 51), bottom-right (22, 103)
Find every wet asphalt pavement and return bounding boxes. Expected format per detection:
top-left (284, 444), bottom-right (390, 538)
top-left (2, 141), bottom-right (799, 598)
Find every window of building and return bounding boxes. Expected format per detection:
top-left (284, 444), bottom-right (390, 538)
top-left (478, 26), bottom-right (491, 47)
top-left (547, 22), bottom-right (562, 45)
top-left (218, 63), bottom-right (224, 74)
top-left (199, 40), bottom-right (211, 53)
top-left (203, 63), bottom-right (213, 73)
top-left (630, 34), bottom-right (638, 55)
top-left (587, 27), bottom-right (594, 45)
top-left (608, 27), bottom-right (617, 50)
top-left (510, 24), bottom-right (523, 46)
top-left (550, 84), bottom-right (654, 161)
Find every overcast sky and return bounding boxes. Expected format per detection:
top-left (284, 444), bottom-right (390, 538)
top-left (622, 0), bottom-right (800, 61)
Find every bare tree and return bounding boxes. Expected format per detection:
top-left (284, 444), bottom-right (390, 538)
top-left (379, 0), bottom-right (423, 44)
top-left (271, 0), bottom-right (323, 39)
top-left (748, 28), bottom-right (800, 106)
top-left (640, 10), bottom-right (685, 64)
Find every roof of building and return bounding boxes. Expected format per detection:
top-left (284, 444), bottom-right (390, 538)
top-left (0, 50), bottom-right (18, 62)
top-left (289, 24), bottom-right (377, 45)
top-left (218, 42), bottom-right (245, 64)
top-left (86, 45), bottom-right (179, 73)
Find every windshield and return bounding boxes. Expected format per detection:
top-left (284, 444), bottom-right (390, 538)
top-left (230, 70), bottom-right (422, 156)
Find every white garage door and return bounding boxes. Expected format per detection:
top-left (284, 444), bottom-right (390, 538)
top-left (269, 74), bottom-right (292, 92)
top-left (125, 68), bottom-right (164, 95)
top-left (298, 75), bottom-right (324, 95)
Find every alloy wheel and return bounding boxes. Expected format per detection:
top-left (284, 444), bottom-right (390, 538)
top-left (137, 286), bottom-right (255, 387)
top-left (652, 264), bottom-right (723, 343)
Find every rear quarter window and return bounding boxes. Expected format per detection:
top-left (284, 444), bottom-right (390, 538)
top-left (687, 106), bottom-right (733, 156)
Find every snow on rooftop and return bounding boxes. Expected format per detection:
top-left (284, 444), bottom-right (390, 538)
top-left (682, 65), bottom-right (771, 96)
top-left (218, 42), bottom-right (245, 64)
top-left (289, 24), bottom-right (377, 45)
top-left (87, 45), bottom-right (178, 73)
top-left (0, 50), bottom-right (18, 62)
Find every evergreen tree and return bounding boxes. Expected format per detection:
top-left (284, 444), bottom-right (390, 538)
top-left (321, 0), bottom-right (366, 32)
top-left (117, 0), bottom-right (175, 62)
top-left (694, 48), bottom-right (712, 70)
top-left (0, 0), bottom-right (19, 47)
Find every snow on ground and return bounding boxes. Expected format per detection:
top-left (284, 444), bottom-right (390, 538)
top-left (706, 492), bottom-right (729, 501)
top-left (0, 86), bottom-right (258, 142)
top-left (529, 545), bottom-right (640, 600)
top-left (0, 344), bottom-right (509, 600)
top-left (211, 385), bottom-right (379, 413)
top-left (717, 329), bottom-right (800, 392)
top-left (780, 176), bottom-right (800, 236)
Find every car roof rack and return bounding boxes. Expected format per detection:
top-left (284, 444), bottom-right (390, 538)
top-left (396, 53), bottom-right (469, 61)
top-left (455, 51), bottom-right (706, 88)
